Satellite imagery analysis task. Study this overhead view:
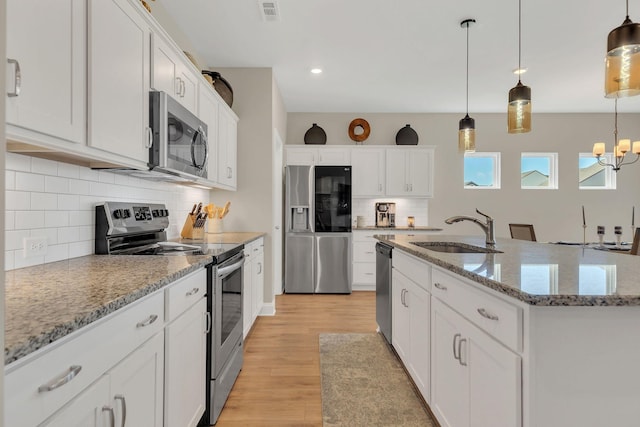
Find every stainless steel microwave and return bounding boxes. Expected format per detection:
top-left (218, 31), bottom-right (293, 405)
top-left (149, 91), bottom-right (208, 181)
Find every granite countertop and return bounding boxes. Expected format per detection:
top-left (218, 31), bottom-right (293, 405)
top-left (177, 231), bottom-right (266, 245)
top-left (377, 234), bottom-right (640, 307)
top-left (354, 226), bottom-right (443, 231)
top-left (4, 254), bottom-right (212, 365)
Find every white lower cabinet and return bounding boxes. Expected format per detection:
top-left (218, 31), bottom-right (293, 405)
top-left (431, 298), bottom-right (521, 427)
top-left (110, 332), bottom-right (164, 427)
top-left (391, 268), bottom-right (431, 402)
top-left (243, 237), bottom-right (265, 338)
top-left (40, 375), bottom-right (110, 427)
top-left (164, 269), bottom-right (208, 427)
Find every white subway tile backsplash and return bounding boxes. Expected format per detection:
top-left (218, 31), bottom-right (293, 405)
top-left (45, 211), bottom-right (70, 228)
top-left (6, 152), bottom-right (31, 172)
top-left (32, 157), bottom-right (59, 176)
top-left (31, 192), bottom-right (58, 210)
top-left (15, 211), bottom-right (45, 230)
top-left (45, 176), bottom-right (70, 194)
top-left (6, 230), bottom-right (30, 251)
top-left (45, 244), bottom-right (70, 264)
top-left (5, 153), bottom-right (210, 271)
top-left (58, 194), bottom-right (80, 210)
top-left (57, 163), bottom-right (80, 179)
top-left (15, 172), bottom-right (45, 192)
top-left (68, 179), bottom-right (90, 195)
top-left (6, 191), bottom-right (31, 210)
top-left (5, 211), bottom-right (15, 231)
top-left (6, 171), bottom-right (15, 190)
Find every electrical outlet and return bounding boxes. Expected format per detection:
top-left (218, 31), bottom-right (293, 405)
top-left (24, 237), bottom-right (48, 258)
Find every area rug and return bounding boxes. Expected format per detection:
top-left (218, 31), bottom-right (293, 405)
top-left (319, 333), bottom-right (435, 427)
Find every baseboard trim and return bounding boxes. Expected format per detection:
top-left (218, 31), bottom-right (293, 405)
top-left (352, 283), bottom-right (375, 292)
top-left (259, 303), bottom-right (276, 316)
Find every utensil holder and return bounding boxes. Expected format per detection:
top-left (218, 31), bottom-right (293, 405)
top-left (181, 214), bottom-right (205, 239)
top-left (208, 217), bottom-right (223, 234)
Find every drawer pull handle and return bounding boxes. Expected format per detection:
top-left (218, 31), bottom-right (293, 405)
top-left (103, 406), bottom-right (115, 427)
top-left (452, 333), bottom-right (461, 361)
top-left (364, 272), bottom-right (374, 275)
top-left (434, 282), bottom-right (447, 291)
top-left (185, 287), bottom-right (200, 297)
top-left (365, 251), bottom-right (374, 254)
top-left (115, 395), bottom-right (127, 426)
top-left (136, 314), bottom-right (159, 328)
top-left (38, 365), bottom-right (82, 392)
top-left (459, 338), bottom-right (468, 366)
top-left (477, 308), bottom-right (499, 321)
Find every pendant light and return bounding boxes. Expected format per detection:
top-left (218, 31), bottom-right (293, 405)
top-left (459, 18), bottom-right (476, 153)
top-left (605, 0), bottom-right (640, 98)
top-left (508, 0), bottom-right (531, 134)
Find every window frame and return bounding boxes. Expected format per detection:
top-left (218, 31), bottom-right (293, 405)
top-left (520, 152), bottom-right (558, 190)
top-left (463, 152), bottom-right (501, 190)
top-left (578, 153), bottom-right (617, 190)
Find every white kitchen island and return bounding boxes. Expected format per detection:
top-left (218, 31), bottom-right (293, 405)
top-left (377, 234), bottom-right (640, 427)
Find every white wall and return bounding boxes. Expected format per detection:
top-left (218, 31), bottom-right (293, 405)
top-left (5, 153), bottom-right (209, 270)
top-left (287, 113), bottom-right (640, 243)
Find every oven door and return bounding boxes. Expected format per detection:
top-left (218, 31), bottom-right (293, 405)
top-left (149, 91), bottom-right (208, 180)
top-left (213, 251), bottom-right (244, 376)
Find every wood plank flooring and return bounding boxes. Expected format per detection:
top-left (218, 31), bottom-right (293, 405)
top-left (213, 292), bottom-right (377, 426)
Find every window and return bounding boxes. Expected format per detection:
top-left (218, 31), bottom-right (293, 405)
top-left (521, 264), bottom-right (558, 295)
top-left (579, 153), bottom-right (616, 189)
top-left (521, 153), bottom-right (558, 189)
top-left (464, 152), bottom-right (501, 189)
top-left (578, 265), bottom-right (616, 295)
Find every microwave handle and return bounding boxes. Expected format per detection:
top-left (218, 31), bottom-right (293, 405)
top-left (191, 125), bottom-right (208, 170)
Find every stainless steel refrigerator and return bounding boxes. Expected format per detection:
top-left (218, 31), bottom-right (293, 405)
top-left (285, 165), bottom-right (352, 294)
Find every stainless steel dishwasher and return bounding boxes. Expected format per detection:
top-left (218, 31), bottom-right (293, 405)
top-left (375, 242), bottom-right (393, 344)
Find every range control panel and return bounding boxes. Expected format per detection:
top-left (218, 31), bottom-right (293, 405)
top-left (97, 202), bottom-right (171, 237)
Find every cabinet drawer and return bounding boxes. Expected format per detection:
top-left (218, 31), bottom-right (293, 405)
top-left (393, 251), bottom-right (430, 291)
top-left (353, 262), bottom-right (376, 284)
top-left (353, 241), bottom-right (376, 262)
top-left (166, 269), bottom-right (207, 322)
top-left (5, 290), bottom-right (164, 427)
top-left (431, 268), bottom-right (522, 352)
top-left (353, 231), bottom-right (377, 242)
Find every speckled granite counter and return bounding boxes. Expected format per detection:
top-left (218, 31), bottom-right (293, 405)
top-left (354, 226), bottom-right (443, 231)
top-left (177, 231), bottom-right (265, 245)
top-left (4, 254), bottom-right (212, 365)
top-left (377, 234), bottom-right (640, 306)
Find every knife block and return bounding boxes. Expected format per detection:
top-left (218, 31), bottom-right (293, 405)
top-left (180, 214), bottom-right (205, 240)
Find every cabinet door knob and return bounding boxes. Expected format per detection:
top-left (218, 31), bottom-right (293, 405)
top-left (38, 365), bottom-right (82, 392)
top-left (7, 58), bottom-right (21, 97)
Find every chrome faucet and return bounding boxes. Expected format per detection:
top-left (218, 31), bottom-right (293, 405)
top-left (445, 208), bottom-right (496, 247)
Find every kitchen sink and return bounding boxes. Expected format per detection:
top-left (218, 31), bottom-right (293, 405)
top-left (410, 242), bottom-right (502, 254)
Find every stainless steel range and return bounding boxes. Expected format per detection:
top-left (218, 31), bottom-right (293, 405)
top-left (95, 202), bottom-right (245, 425)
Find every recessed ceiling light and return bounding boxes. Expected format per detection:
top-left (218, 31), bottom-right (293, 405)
top-left (310, 68), bottom-right (323, 74)
top-left (513, 67), bottom-right (528, 75)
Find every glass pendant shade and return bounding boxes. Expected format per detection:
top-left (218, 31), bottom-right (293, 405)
top-left (508, 81), bottom-right (532, 133)
top-left (605, 17), bottom-right (640, 98)
top-left (458, 115), bottom-right (476, 152)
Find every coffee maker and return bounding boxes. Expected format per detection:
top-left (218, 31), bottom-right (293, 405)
top-left (375, 202), bottom-right (396, 227)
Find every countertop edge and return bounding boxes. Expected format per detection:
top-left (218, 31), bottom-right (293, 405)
top-left (4, 258), bottom-right (211, 365)
top-left (377, 237), bottom-right (640, 307)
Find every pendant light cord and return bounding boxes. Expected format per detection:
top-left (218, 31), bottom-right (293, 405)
top-left (614, 98), bottom-right (619, 147)
top-left (626, 0), bottom-right (630, 19)
top-left (518, 0), bottom-right (522, 84)
top-left (466, 22), bottom-right (470, 115)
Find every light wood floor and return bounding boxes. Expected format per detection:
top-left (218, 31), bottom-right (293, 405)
top-left (213, 292), bottom-right (377, 426)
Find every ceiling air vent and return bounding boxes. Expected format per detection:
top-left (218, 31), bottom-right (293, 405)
top-left (258, 0), bottom-right (280, 21)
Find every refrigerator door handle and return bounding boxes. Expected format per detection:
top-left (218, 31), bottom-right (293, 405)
top-left (309, 165), bottom-right (315, 233)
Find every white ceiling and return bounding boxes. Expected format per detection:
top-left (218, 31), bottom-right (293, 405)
top-left (157, 0), bottom-right (640, 114)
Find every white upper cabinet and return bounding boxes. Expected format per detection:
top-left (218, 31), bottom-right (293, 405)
top-left (351, 148), bottom-right (385, 197)
top-left (217, 106), bottom-right (238, 189)
top-left (87, 0), bottom-right (150, 164)
top-left (198, 84), bottom-right (220, 185)
top-left (386, 147), bottom-right (434, 197)
top-left (151, 32), bottom-right (198, 114)
top-left (285, 146), bottom-right (351, 166)
top-left (6, 0), bottom-right (85, 144)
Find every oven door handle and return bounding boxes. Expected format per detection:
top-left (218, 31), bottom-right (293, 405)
top-left (217, 253), bottom-right (245, 279)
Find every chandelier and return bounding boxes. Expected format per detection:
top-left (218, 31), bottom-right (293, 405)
top-left (592, 98), bottom-right (640, 171)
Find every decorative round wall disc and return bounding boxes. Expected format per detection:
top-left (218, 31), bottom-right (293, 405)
top-left (348, 118), bottom-right (371, 143)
